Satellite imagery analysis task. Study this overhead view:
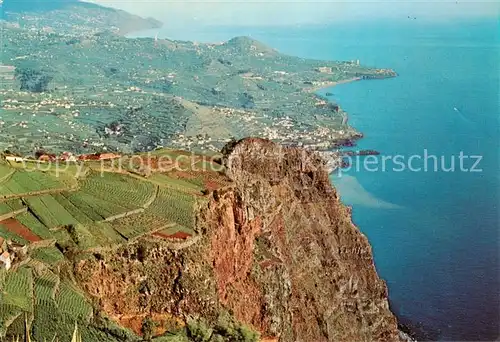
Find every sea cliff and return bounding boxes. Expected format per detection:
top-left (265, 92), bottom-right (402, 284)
top-left (74, 138), bottom-right (402, 341)
top-left (0, 2), bottom-right (405, 339)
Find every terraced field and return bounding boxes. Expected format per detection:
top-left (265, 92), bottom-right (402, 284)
top-left (149, 173), bottom-right (205, 193)
top-left (0, 150), bottom-right (225, 246)
top-left (16, 212), bottom-right (53, 240)
top-left (80, 172), bottom-right (156, 209)
top-left (0, 218), bottom-right (41, 242)
top-left (24, 195), bottom-right (81, 229)
top-left (31, 246), bottom-right (65, 264)
top-left (0, 170), bottom-right (68, 199)
top-left (0, 264), bottom-right (105, 341)
top-left (0, 150), bottom-right (230, 340)
top-left (56, 281), bottom-right (93, 319)
top-left (1, 267), bottom-right (33, 320)
top-left (0, 223), bottom-right (29, 244)
top-left (0, 163), bottom-right (15, 184)
top-left (0, 199), bottom-right (25, 217)
top-left (110, 212), bottom-right (173, 240)
top-left (152, 224), bottom-right (194, 240)
top-left (149, 188), bottom-right (198, 229)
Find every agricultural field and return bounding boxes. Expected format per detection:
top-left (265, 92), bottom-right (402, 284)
top-left (62, 224), bottom-right (101, 250)
top-left (31, 246), bottom-right (65, 265)
top-left (0, 199), bottom-right (25, 217)
top-left (148, 188), bottom-right (198, 229)
top-left (0, 162), bottom-right (12, 177)
top-left (0, 163), bottom-right (15, 185)
top-left (83, 172), bottom-right (155, 206)
top-left (0, 170), bottom-right (68, 199)
top-left (56, 191), bottom-right (107, 222)
top-left (0, 264), bottom-right (121, 342)
top-left (123, 155), bottom-right (178, 175)
top-left (78, 221), bottom-right (126, 247)
top-left (0, 262), bottom-right (118, 341)
top-left (31, 271), bottom-right (91, 341)
top-left (0, 150), bottom-right (220, 249)
top-left (24, 195), bottom-right (82, 229)
top-left (149, 173), bottom-right (205, 194)
top-left (151, 224), bottom-right (195, 240)
top-left (15, 212), bottom-right (53, 240)
top-left (1, 267), bottom-right (33, 313)
top-left (109, 212), bottom-right (174, 240)
top-left (0, 303), bottom-right (23, 337)
top-left (33, 270), bottom-right (58, 305)
top-left (0, 218), bottom-right (41, 242)
top-left (148, 148), bottom-right (195, 159)
top-left (56, 281), bottom-right (93, 320)
top-left (0, 224), bottom-right (29, 245)
top-left (51, 172), bottom-right (158, 222)
top-left (62, 191), bottom-right (130, 221)
top-left (0, 149), bottom-right (232, 340)
top-left (143, 148), bottom-right (223, 173)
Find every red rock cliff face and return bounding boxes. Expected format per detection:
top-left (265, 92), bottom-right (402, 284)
top-left (75, 138), bottom-right (400, 341)
top-left (204, 138), bottom-right (400, 341)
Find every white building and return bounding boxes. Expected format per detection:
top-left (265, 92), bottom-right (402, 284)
top-left (316, 66), bottom-right (332, 74)
top-left (0, 251), bottom-right (11, 270)
top-left (5, 156), bottom-right (24, 163)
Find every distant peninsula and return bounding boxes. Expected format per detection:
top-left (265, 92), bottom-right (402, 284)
top-left (1, 0), bottom-right (163, 35)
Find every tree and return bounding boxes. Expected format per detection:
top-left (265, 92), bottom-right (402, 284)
top-left (141, 317), bottom-right (157, 341)
top-left (15, 68), bottom-right (53, 93)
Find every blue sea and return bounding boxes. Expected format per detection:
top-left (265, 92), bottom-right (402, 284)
top-left (134, 19), bottom-right (500, 340)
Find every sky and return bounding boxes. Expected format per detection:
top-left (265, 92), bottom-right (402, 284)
top-left (88, 0), bottom-right (499, 28)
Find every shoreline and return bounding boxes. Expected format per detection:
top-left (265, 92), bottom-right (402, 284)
top-left (322, 75), bottom-right (434, 342)
top-left (305, 76), bottom-right (362, 93)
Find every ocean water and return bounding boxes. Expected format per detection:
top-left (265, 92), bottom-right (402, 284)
top-left (317, 21), bottom-right (500, 341)
top-left (139, 19), bottom-right (500, 340)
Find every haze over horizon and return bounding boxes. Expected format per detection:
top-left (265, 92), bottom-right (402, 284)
top-left (87, 0), bottom-right (499, 28)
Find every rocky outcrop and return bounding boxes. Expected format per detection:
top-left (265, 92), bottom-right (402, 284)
top-left (209, 138), bottom-right (400, 341)
top-left (75, 138), bottom-right (400, 341)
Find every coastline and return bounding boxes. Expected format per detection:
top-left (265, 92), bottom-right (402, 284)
top-left (4, 8), bottom-right (497, 341)
top-left (322, 76), bottom-right (432, 342)
top-left (314, 76), bottom-right (420, 342)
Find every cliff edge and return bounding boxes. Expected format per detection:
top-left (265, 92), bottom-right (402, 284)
top-left (213, 138), bottom-right (400, 341)
top-left (74, 138), bottom-right (400, 341)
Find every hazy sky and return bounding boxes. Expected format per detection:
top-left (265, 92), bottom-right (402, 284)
top-left (89, 0), bottom-right (499, 27)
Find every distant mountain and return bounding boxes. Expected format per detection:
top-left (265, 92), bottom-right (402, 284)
top-left (1, 0), bottom-right (163, 35)
top-left (224, 36), bottom-right (279, 55)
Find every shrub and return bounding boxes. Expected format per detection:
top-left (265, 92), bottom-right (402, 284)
top-left (236, 325), bottom-right (259, 342)
top-left (186, 318), bottom-right (212, 342)
top-left (213, 312), bottom-right (260, 342)
top-left (142, 317), bottom-right (158, 341)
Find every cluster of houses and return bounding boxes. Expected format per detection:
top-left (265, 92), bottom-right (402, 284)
top-left (316, 66), bottom-right (333, 74)
top-left (0, 65), bottom-right (15, 81)
top-left (0, 237), bottom-right (12, 270)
